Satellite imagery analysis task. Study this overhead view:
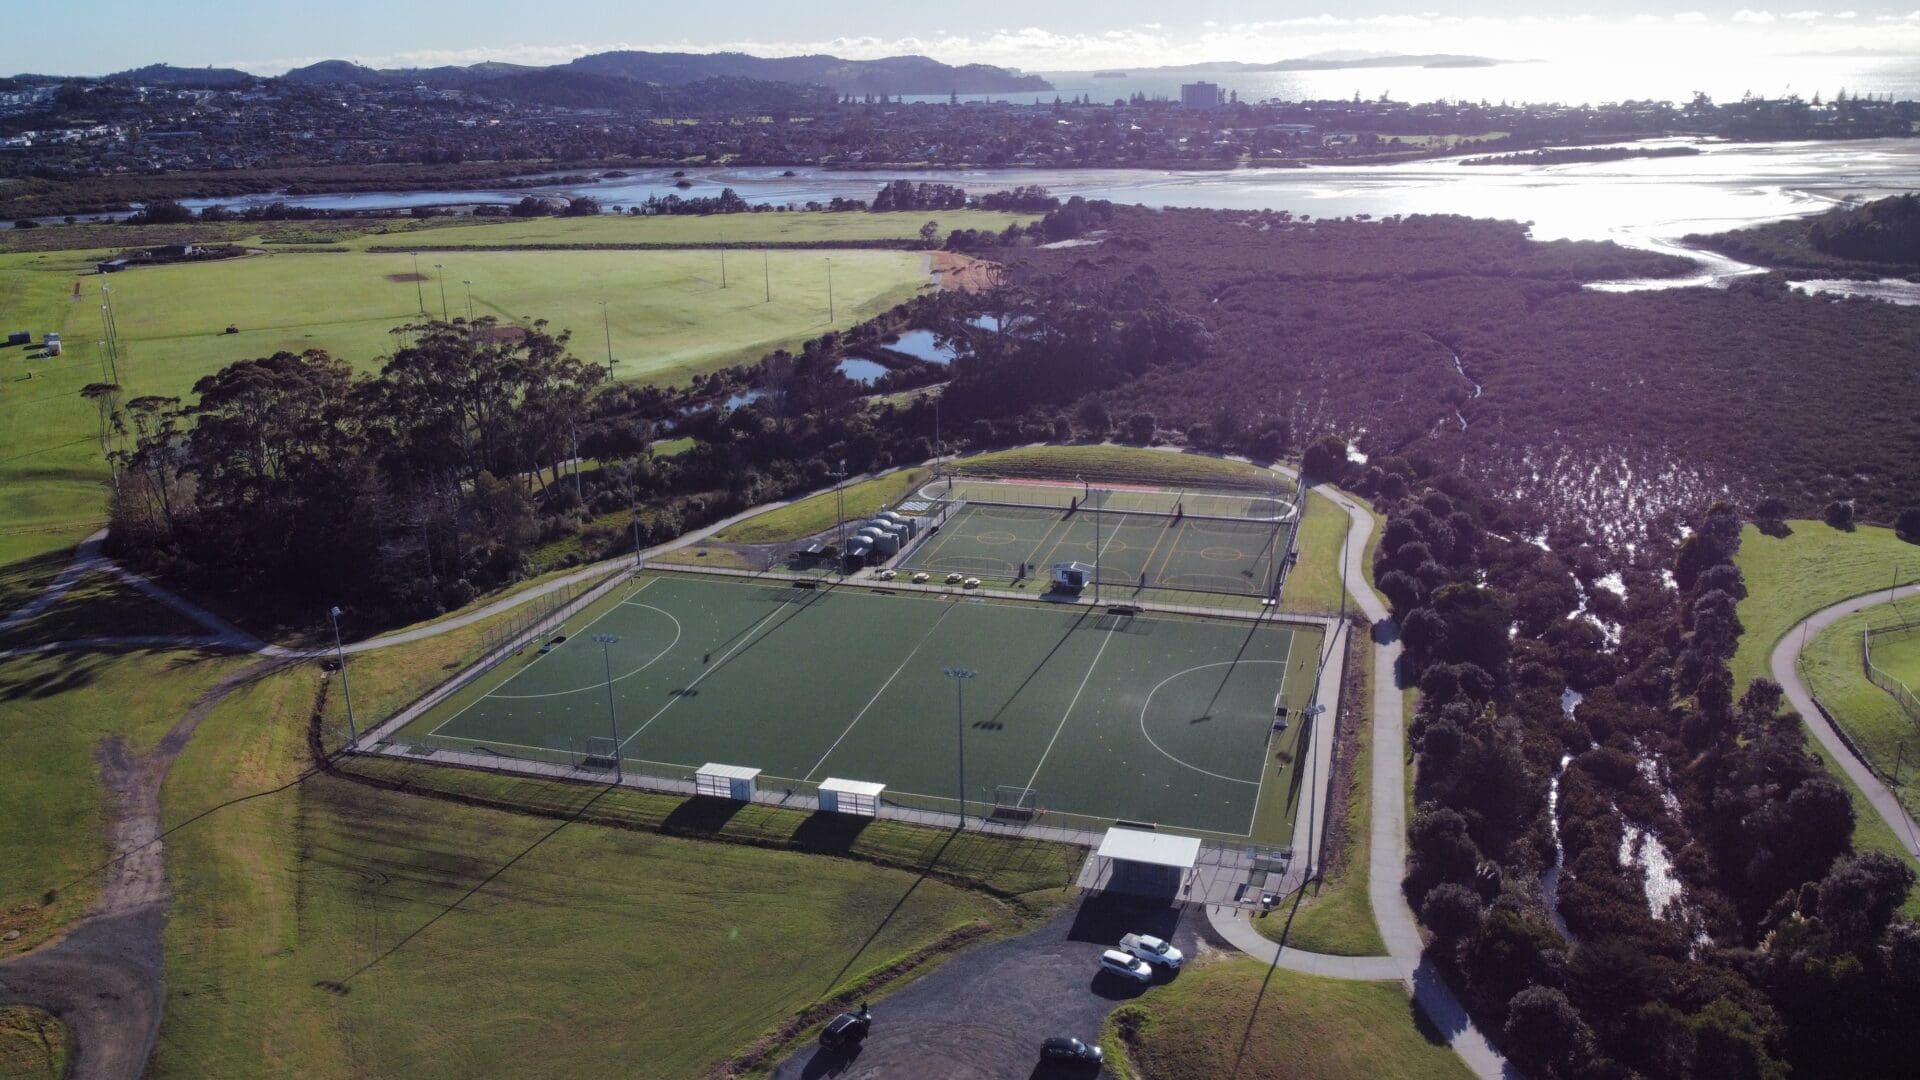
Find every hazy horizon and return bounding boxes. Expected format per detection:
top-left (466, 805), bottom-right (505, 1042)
top-left (12, 3), bottom-right (1920, 79)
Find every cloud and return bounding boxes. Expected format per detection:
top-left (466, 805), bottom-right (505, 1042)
top-left (1672, 11), bottom-right (1711, 23)
top-left (1783, 10), bottom-right (1824, 20)
top-left (1733, 9), bottom-right (1777, 22)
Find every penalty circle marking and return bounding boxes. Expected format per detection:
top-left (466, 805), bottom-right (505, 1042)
top-left (1138, 660), bottom-right (1288, 786)
top-left (489, 603), bottom-right (683, 699)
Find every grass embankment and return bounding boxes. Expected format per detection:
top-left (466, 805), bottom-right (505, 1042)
top-left (1262, 634), bottom-right (1385, 956)
top-left (1280, 489), bottom-right (1353, 618)
top-left (708, 467), bottom-right (929, 546)
top-left (954, 445), bottom-right (1285, 492)
top-left (157, 601), bottom-right (1072, 1077)
top-left (341, 209), bottom-right (1037, 249)
top-left (1802, 605), bottom-right (1920, 821)
top-left (0, 1005), bottom-right (67, 1080)
top-left (1102, 955), bottom-right (1471, 1080)
top-left (0, 645), bottom-right (246, 953)
top-left (1731, 519), bottom-right (1920, 910)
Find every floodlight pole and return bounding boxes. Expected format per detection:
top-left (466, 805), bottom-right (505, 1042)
top-left (593, 633), bottom-right (622, 781)
top-left (462, 279), bottom-right (474, 323)
top-left (826, 257), bottom-right (835, 323)
top-left (831, 459), bottom-right (848, 577)
top-left (720, 247), bottom-right (727, 289)
top-left (328, 605), bottom-right (357, 746)
top-left (945, 666), bottom-right (975, 826)
top-left (933, 394), bottom-right (941, 478)
top-left (434, 264), bottom-right (449, 321)
top-left (411, 252), bottom-right (425, 314)
top-left (763, 251), bottom-right (771, 303)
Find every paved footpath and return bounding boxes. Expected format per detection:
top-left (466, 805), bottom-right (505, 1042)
top-left (1771, 583), bottom-right (1920, 856)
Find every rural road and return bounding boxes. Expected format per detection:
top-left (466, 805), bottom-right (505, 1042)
top-left (1771, 583), bottom-right (1920, 856)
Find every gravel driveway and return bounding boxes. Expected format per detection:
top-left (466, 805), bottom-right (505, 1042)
top-left (770, 892), bottom-right (1202, 1080)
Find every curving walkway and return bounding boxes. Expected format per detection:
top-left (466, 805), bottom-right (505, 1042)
top-left (1772, 583), bottom-right (1920, 856)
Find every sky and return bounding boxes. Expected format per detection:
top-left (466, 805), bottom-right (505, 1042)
top-left (13, 2), bottom-right (1920, 76)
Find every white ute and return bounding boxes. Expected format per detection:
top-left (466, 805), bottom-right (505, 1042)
top-left (1119, 933), bottom-right (1184, 969)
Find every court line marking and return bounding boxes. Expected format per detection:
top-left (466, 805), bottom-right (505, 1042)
top-left (616, 595), bottom-right (800, 751)
top-left (487, 603), bottom-right (682, 699)
top-left (1136, 657), bottom-right (1291, 786)
top-left (425, 577), bottom-right (658, 739)
top-left (1019, 616), bottom-right (1122, 797)
top-left (801, 600), bottom-right (962, 781)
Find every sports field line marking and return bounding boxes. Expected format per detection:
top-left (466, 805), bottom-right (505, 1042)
top-left (1020, 617), bottom-right (1122, 797)
top-left (616, 595), bottom-right (798, 751)
top-left (1246, 625), bottom-right (1298, 837)
top-left (487, 604), bottom-right (682, 699)
top-left (801, 600), bottom-right (962, 781)
top-left (1137, 658), bottom-right (1290, 787)
top-left (425, 577), bottom-right (658, 740)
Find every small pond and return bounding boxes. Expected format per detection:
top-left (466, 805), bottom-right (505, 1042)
top-left (887, 329), bottom-right (956, 365)
top-left (837, 357), bottom-right (890, 385)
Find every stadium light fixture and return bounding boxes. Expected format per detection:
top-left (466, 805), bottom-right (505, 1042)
top-left (592, 633), bottom-right (623, 780)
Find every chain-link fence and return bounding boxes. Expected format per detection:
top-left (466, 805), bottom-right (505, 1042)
top-left (1865, 616), bottom-right (1920, 723)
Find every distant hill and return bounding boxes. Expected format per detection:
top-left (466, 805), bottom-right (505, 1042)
top-left (563, 50), bottom-right (1049, 95)
top-left (279, 49), bottom-right (1048, 99)
top-left (1123, 54), bottom-right (1502, 74)
top-left (105, 63), bottom-right (255, 87)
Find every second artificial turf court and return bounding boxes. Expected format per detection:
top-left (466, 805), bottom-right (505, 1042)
top-left (408, 572), bottom-right (1316, 837)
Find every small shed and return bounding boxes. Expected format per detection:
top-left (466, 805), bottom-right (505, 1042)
top-left (694, 763), bottom-right (761, 801)
top-left (1095, 827), bottom-right (1201, 897)
top-left (818, 778), bottom-right (885, 817)
top-left (42, 333), bottom-right (61, 356)
top-left (1051, 561), bottom-right (1094, 591)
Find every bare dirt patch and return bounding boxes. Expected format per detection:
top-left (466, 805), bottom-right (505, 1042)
top-left (385, 272), bottom-right (429, 283)
top-left (930, 252), bottom-right (1002, 293)
top-left (476, 324), bottom-right (529, 344)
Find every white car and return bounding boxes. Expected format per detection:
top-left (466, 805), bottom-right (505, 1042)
top-left (1119, 933), bottom-right (1184, 969)
top-left (1097, 949), bottom-right (1154, 983)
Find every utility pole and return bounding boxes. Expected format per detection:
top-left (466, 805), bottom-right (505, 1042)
top-left (599, 300), bottom-right (614, 379)
top-left (592, 633), bottom-right (623, 781)
top-left (328, 606), bottom-right (357, 746)
top-left (434, 264), bottom-right (449, 320)
top-left (944, 666), bottom-right (975, 825)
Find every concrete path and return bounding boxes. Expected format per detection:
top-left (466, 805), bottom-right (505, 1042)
top-left (1771, 583), bottom-right (1920, 856)
top-left (1313, 484), bottom-right (1515, 1080)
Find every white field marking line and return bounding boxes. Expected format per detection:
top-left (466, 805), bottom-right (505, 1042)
top-left (425, 577), bottom-right (658, 740)
top-left (802, 601), bottom-right (962, 781)
top-left (487, 604), bottom-right (682, 699)
top-left (1137, 659), bottom-right (1289, 787)
top-left (616, 595), bottom-right (799, 750)
top-left (1020, 616), bottom-right (1122, 797)
top-left (1247, 626), bottom-right (1298, 837)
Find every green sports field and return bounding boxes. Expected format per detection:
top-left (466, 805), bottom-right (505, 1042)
top-left (903, 478), bottom-right (1292, 596)
top-left (399, 572), bottom-right (1318, 838)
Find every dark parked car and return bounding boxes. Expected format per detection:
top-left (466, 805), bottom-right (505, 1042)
top-left (818, 1004), bottom-right (871, 1051)
top-left (1040, 1036), bottom-right (1104, 1066)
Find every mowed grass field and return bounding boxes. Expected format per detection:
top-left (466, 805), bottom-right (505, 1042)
top-left (1870, 624), bottom-right (1920, 690)
top-left (72, 246), bottom-right (931, 392)
top-left (407, 572), bottom-right (1316, 838)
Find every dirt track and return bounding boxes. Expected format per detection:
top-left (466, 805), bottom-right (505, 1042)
top-left (0, 657), bottom-right (293, 1079)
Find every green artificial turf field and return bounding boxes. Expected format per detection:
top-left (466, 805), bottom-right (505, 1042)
top-left (400, 573), bottom-right (1316, 838)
